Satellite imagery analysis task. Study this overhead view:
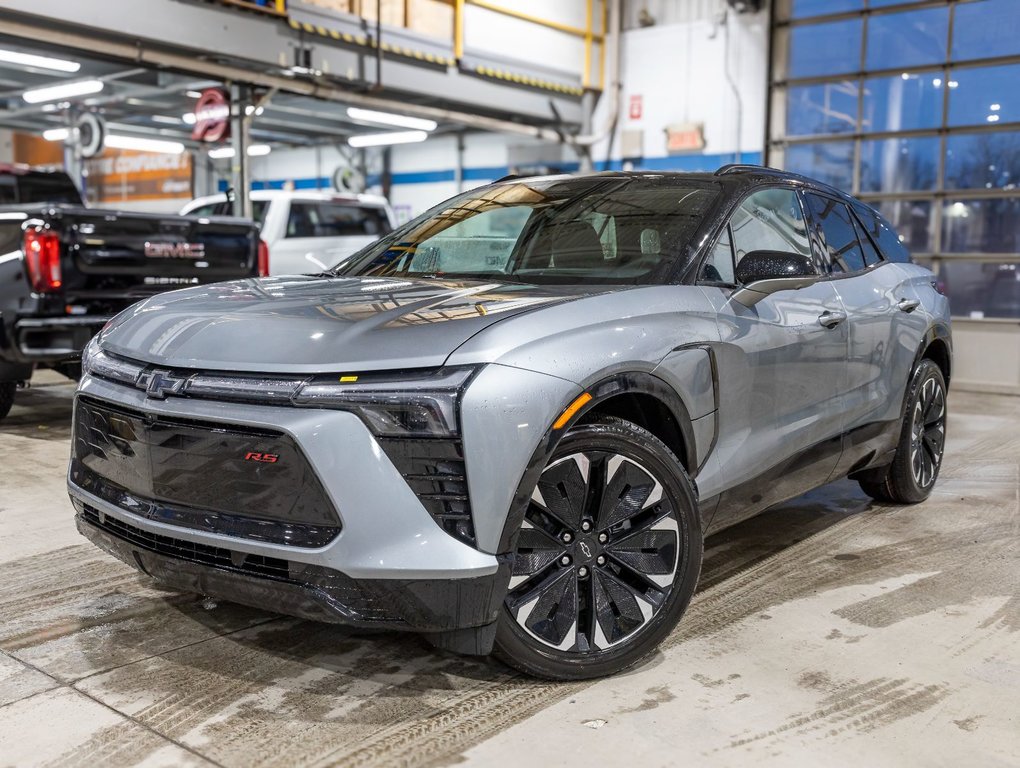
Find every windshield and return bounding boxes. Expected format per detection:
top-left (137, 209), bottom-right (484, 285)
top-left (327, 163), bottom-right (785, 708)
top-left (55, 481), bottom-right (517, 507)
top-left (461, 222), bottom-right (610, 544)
top-left (337, 176), bottom-right (720, 284)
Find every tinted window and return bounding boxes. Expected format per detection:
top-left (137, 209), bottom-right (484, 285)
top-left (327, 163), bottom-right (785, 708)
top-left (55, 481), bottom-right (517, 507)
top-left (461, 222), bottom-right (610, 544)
top-left (15, 172), bottom-right (83, 205)
top-left (862, 73), bottom-right (942, 132)
top-left (729, 188), bottom-right (813, 272)
top-left (701, 225), bottom-right (735, 284)
top-left (859, 136), bottom-right (939, 193)
top-left (805, 194), bottom-right (866, 273)
top-left (784, 142), bottom-right (854, 191)
top-left (952, 0), bottom-right (1020, 62)
top-left (340, 178), bottom-right (721, 285)
top-left (789, 18), bottom-right (862, 77)
top-left (865, 6), bottom-right (948, 70)
top-left (850, 211), bottom-right (883, 267)
top-left (853, 202), bottom-right (913, 263)
top-left (948, 63), bottom-right (1020, 127)
top-left (785, 82), bottom-right (858, 136)
top-left (287, 202), bottom-right (391, 238)
top-left (945, 131), bottom-right (1020, 190)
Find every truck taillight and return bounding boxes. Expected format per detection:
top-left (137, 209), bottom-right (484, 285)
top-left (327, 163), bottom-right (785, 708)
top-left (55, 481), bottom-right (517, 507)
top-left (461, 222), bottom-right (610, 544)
top-left (24, 228), bottom-right (62, 292)
top-left (257, 239), bottom-right (270, 277)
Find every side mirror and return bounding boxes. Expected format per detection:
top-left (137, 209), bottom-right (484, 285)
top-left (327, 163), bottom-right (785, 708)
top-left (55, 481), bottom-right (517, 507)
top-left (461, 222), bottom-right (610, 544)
top-left (731, 250), bottom-right (818, 307)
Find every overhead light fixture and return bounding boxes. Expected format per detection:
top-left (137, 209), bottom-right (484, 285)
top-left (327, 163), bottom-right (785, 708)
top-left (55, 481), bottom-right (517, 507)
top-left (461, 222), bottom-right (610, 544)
top-left (348, 130), bottom-right (428, 148)
top-left (43, 127), bottom-right (70, 141)
top-left (987, 114), bottom-right (1001, 123)
top-left (207, 144), bottom-right (272, 159)
top-left (990, 103), bottom-right (1001, 112)
top-left (0, 48), bottom-right (81, 73)
top-left (151, 115), bottom-right (183, 125)
top-left (23, 79), bottom-right (104, 104)
top-left (186, 90), bottom-right (203, 98)
top-left (244, 105), bottom-right (265, 116)
top-left (182, 112), bottom-right (197, 125)
top-left (105, 134), bottom-right (185, 154)
top-left (346, 107), bottom-right (437, 132)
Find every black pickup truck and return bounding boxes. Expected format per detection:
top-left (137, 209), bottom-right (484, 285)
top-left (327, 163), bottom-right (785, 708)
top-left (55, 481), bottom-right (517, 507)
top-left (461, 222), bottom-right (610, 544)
top-left (0, 165), bottom-right (264, 420)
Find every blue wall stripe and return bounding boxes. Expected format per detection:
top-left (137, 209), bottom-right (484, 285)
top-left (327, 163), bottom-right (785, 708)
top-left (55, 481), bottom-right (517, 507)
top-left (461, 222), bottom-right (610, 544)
top-left (221, 151), bottom-right (763, 192)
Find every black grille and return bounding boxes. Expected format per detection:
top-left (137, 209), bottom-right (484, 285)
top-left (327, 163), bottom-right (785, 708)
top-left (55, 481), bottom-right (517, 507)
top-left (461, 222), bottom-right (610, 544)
top-left (71, 396), bottom-right (339, 547)
top-left (81, 504), bottom-right (290, 580)
top-left (79, 505), bottom-right (399, 622)
top-left (378, 438), bottom-right (475, 546)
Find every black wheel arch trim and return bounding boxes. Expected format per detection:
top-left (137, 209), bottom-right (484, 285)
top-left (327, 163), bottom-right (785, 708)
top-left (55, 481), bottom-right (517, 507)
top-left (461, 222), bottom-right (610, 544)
top-left (495, 370), bottom-right (700, 555)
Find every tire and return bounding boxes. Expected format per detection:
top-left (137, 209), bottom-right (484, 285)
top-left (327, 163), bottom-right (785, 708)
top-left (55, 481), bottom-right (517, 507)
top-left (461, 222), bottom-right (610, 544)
top-left (859, 359), bottom-right (947, 504)
top-left (0, 381), bottom-right (15, 421)
top-left (494, 415), bottom-right (703, 680)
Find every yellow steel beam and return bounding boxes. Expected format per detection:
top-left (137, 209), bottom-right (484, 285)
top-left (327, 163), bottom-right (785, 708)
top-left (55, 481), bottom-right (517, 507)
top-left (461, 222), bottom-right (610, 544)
top-left (583, 0), bottom-right (592, 88)
top-left (454, 0), bottom-right (465, 59)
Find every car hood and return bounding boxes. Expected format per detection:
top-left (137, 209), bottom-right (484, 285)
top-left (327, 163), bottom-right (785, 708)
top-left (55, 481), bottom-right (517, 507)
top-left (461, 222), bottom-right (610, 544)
top-left (99, 275), bottom-right (598, 373)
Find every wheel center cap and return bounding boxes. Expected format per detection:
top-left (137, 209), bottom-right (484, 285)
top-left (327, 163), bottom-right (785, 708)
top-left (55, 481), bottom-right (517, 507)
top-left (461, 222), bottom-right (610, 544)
top-left (573, 536), bottom-right (600, 564)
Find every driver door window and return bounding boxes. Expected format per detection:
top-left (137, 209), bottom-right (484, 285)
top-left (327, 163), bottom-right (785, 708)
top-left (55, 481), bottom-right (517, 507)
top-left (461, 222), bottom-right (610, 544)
top-left (701, 187), bottom-right (813, 284)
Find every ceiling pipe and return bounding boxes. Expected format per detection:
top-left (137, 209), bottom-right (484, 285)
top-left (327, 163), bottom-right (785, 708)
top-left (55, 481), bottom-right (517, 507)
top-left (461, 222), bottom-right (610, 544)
top-left (0, 16), bottom-right (567, 143)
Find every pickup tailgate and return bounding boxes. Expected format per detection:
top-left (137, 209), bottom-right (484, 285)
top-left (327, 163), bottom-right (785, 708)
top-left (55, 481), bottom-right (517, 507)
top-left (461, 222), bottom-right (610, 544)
top-left (61, 208), bottom-right (258, 301)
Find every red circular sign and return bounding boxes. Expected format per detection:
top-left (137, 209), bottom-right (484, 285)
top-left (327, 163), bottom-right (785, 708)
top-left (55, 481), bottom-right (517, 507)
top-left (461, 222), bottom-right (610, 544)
top-left (191, 88), bottom-right (230, 143)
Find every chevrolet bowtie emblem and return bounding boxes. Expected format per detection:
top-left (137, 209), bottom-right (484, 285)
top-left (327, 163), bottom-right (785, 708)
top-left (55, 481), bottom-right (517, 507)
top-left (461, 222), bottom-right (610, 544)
top-left (137, 369), bottom-right (187, 399)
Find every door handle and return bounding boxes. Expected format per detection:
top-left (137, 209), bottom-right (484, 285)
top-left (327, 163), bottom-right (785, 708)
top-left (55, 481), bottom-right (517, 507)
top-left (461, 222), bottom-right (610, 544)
top-left (818, 310), bottom-right (847, 329)
top-left (897, 298), bottom-right (920, 313)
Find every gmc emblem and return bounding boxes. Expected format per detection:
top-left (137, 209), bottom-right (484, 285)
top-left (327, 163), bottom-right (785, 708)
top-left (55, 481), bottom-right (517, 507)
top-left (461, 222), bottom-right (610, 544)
top-left (144, 241), bottom-right (206, 259)
top-left (244, 452), bottom-right (280, 464)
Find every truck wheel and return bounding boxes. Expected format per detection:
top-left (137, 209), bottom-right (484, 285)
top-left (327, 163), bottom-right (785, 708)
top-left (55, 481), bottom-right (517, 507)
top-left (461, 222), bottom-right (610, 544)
top-left (0, 382), bottom-right (15, 421)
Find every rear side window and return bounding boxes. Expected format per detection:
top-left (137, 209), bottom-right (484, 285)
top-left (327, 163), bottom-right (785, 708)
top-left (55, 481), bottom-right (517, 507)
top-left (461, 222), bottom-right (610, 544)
top-left (852, 202), bottom-right (911, 263)
top-left (805, 193), bottom-right (866, 273)
top-left (286, 202), bottom-right (391, 239)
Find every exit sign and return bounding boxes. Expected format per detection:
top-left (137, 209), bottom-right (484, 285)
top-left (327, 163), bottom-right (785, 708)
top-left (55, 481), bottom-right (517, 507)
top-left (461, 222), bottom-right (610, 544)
top-left (665, 122), bottom-right (706, 153)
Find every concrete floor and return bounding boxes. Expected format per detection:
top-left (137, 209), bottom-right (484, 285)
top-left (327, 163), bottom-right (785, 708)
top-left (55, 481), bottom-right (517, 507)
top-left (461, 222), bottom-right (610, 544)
top-left (0, 372), bottom-right (1018, 768)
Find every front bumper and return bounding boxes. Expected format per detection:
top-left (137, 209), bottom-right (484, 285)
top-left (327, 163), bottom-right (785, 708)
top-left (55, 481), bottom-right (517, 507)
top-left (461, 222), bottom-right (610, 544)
top-left (68, 374), bottom-right (505, 637)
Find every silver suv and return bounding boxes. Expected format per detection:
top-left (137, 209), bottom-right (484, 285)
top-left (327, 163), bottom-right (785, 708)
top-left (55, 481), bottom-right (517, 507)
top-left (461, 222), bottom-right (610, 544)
top-left (69, 168), bottom-right (951, 679)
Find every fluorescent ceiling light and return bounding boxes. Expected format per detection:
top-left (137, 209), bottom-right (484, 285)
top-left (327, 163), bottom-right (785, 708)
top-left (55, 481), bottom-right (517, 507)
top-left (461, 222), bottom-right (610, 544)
top-left (348, 130), bottom-right (428, 148)
top-left (43, 127), bottom-right (70, 141)
top-left (186, 90), bottom-right (203, 98)
top-left (0, 48), bottom-right (81, 73)
top-left (23, 79), bottom-right (104, 104)
top-left (346, 107), bottom-right (437, 132)
top-left (105, 134), bottom-right (185, 154)
top-left (151, 115), bottom-right (183, 125)
top-left (182, 112), bottom-right (197, 125)
top-left (208, 145), bottom-right (272, 159)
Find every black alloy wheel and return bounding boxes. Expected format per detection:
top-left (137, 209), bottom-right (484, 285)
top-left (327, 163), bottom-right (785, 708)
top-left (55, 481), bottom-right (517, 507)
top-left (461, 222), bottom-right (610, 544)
top-left (495, 416), bottom-right (702, 680)
top-left (860, 359), bottom-right (947, 504)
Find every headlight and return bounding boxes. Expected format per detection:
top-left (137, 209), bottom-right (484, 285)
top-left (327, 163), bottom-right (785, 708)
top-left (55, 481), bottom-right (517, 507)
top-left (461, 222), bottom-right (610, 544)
top-left (293, 366), bottom-right (477, 437)
top-left (80, 337), bottom-right (144, 385)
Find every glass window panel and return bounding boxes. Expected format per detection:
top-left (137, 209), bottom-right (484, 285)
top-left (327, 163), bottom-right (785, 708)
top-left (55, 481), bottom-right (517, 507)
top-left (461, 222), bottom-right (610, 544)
top-left (859, 136), bottom-right (939, 193)
top-left (701, 225), bottom-right (735, 284)
top-left (784, 142), bottom-right (855, 191)
top-left (786, 81), bottom-right (858, 136)
top-left (868, 0), bottom-right (928, 5)
top-left (942, 198), bottom-right (1020, 253)
top-left (952, 0), bottom-right (1020, 62)
top-left (805, 193), bottom-right (867, 273)
top-left (946, 131), bottom-right (1020, 190)
top-left (939, 261), bottom-right (1020, 319)
top-left (871, 199), bottom-right (933, 253)
top-left (791, 0), bottom-right (863, 18)
top-left (866, 6), bottom-right (948, 70)
top-left (862, 73), bottom-right (943, 132)
top-left (789, 19), bottom-right (862, 77)
top-left (947, 64), bottom-right (1020, 127)
top-left (851, 213), bottom-right (884, 266)
top-left (730, 189), bottom-right (813, 268)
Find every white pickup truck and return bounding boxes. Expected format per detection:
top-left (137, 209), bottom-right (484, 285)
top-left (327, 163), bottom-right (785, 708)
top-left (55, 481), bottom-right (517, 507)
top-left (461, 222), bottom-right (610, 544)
top-left (181, 189), bottom-right (396, 276)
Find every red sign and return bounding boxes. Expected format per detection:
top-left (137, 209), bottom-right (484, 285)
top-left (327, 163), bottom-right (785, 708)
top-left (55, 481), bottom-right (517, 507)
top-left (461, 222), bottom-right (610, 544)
top-left (665, 123), bottom-right (706, 153)
top-left (191, 88), bottom-right (230, 143)
top-left (628, 94), bottom-right (643, 121)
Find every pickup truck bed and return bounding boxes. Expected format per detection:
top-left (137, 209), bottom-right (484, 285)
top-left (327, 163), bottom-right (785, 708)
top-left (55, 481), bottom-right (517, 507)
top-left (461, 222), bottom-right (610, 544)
top-left (0, 200), bottom-right (262, 418)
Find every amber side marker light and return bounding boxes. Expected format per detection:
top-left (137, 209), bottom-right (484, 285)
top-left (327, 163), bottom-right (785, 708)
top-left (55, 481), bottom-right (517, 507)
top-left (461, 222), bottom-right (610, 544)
top-left (553, 392), bottom-right (592, 430)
